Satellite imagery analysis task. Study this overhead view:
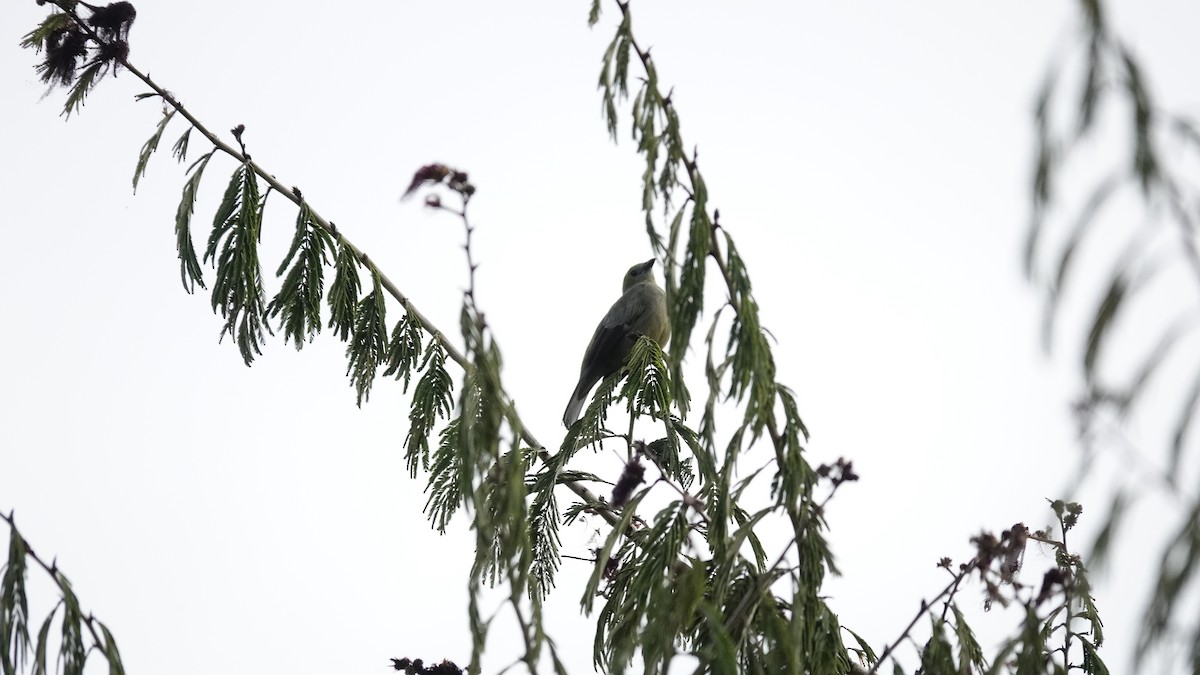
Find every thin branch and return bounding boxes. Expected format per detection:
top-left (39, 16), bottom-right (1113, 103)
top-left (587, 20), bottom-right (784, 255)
top-left (867, 559), bottom-right (980, 674)
top-left (937, 565), bottom-right (968, 624)
top-left (1059, 513), bottom-right (1073, 674)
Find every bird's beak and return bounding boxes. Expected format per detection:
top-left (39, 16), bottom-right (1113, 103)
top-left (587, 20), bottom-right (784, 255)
top-left (640, 259), bottom-right (656, 274)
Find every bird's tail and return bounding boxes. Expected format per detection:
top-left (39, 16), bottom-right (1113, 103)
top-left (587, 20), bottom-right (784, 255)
top-left (562, 383), bottom-right (590, 428)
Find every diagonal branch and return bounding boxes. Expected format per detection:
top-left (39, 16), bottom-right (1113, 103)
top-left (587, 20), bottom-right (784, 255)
top-left (867, 560), bottom-right (979, 675)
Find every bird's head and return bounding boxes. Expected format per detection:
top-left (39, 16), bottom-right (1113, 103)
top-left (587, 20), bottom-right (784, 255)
top-left (622, 259), bottom-right (658, 292)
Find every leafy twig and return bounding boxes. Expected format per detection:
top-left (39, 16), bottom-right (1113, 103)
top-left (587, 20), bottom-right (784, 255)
top-left (1, 511), bottom-right (120, 672)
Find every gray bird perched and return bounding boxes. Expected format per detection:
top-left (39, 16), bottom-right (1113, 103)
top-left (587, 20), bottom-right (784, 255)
top-left (563, 259), bottom-right (671, 427)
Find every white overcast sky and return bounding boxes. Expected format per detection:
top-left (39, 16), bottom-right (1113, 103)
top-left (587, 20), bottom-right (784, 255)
top-left (2, 1), bottom-right (1199, 673)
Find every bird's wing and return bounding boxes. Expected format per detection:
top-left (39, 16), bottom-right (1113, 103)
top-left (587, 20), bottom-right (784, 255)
top-left (565, 285), bottom-right (663, 427)
top-left (578, 289), bottom-right (649, 380)
top-left (601, 285), bottom-right (655, 330)
top-left (578, 323), bottom-right (633, 382)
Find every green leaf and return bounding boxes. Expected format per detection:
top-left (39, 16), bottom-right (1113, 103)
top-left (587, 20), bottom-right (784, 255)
top-left (641, 558), bottom-right (705, 672)
top-left (597, 31), bottom-right (622, 139)
top-left (19, 13), bottom-right (72, 51)
top-left (1120, 47), bottom-right (1158, 191)
top-left (133, 109), bottom-right (176, 193)
top-left (94, 621), bottom-right (124, 675)
top-left (456, 317), bottom-right (506, 495)
top-left (1078, 34), bottom-right (1104, 135)
top-left (951, 605), bottom-right (988, 672)
top-left (1, 531), bottom-right (31, 675)
top-left (1025, 67), bottom-right (1058, 277)
top-left (777, 385), bottom-right (810, 442)
top-left (1080, 637), bottom-right (1109, 675)
top-left (469, 446), bottom-right (530, 592)
top-left (694, 602), bottom-right (738, 673)
top-left (528, 479), bottom-right (562, 602)
top-left (843, 627), bottom-right (878, 669)
top-left (919, 616), bottom-right (953, 672)
top-left (670, 202), bottom-right (709, 389)
top-left (59, 587), bottom-right (85, 675)
top-left (31, 603), bottom-right (56, 675)
top-left (205, 164), bottom-right (269, 365)
top-left (405, 343), bottom-right (454, 477)
top-left (326, 242), bottom-right (361, 342)
top-left (346, 269), bottom-right (388, 406)
top-left (1083, 273), bottom-right (1127, 381)
top-left (174, 152), bottom-right (212, 293)
top-left (424, 417), bottom-right (464, 531)
top-left (61, 61), bottom-right (104, 119)
top-left (205, 166), bottom-right (242, 259)
top-left (382, 312), bottom-right (424, 390)
top-left (614, 33), bottom-right (631, 99)
top-left (267, 204), bottom-right (334, 348)
top-left (619, 336), bottom-right (671, 422)
top-left (170, 127), bottom-right (192, 163)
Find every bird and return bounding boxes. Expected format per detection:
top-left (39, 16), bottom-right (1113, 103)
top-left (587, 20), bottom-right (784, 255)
top-left (563, 259), bottom-right (671, 427)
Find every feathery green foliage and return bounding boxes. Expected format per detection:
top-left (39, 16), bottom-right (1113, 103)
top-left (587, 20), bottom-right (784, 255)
top-left (425, 417), bottom-right (465, 533)
top-left (346, 269), bottom-right (389, 406)
top-left (61, 60), bottom-right (102, 119)
top-left (405, 342), bottom-right (454, 479)
top-left (132, 105), bottom-right (174, 192)
top-left (326, 241), bottom-right (361, 343)
top-left (204, 163), bottom-right (269, 365)
top-left (618, 336), bottom-right (671, 423)
top-left (171, 127), bottom-right (192, 163)
top-left (1, 517), bottom-right (125, 675)
top-left (268, 203), bottom-right (335, 348)
top-left (18, 12), bottom-right (71, 52)
top-left (590, 500), bottom-right (696, 674)
top-left (0, 533), bottom-right (30, 675)
top-left (174, 152), bottom-right (212, 293)
top-left (527, 463), bottom-right (563, 602)
top-left (383, 312), bottom-right (423, 390)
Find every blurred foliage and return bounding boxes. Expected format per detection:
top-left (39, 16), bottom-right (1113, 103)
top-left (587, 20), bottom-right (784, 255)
top-left (1028, 0), bottom-right (1200, 670)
